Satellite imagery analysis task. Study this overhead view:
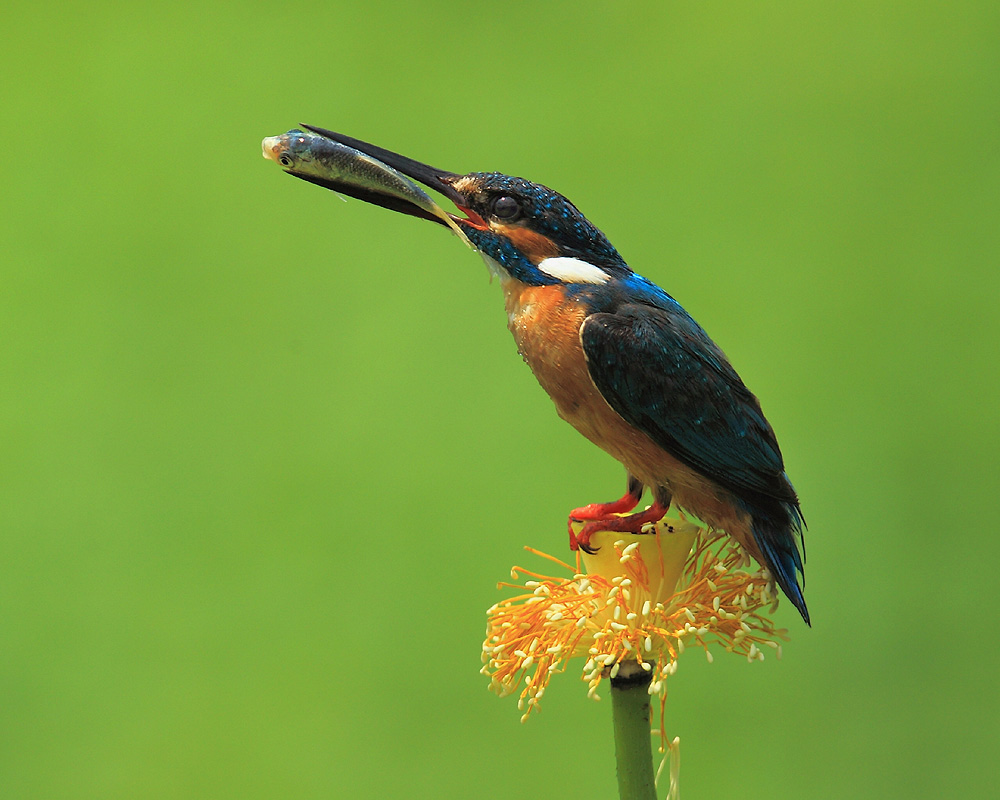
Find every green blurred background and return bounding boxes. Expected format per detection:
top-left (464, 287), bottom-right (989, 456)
top-left (2, 2), bottom-right (997, 797)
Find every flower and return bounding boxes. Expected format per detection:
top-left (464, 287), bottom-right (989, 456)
top-left (481, 517), bottom-right (789, 729)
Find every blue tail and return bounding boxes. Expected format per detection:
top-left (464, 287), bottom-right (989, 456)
top-left (746, 498), bottom-right (809, 625)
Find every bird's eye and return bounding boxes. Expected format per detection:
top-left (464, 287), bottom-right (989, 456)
top-left (491, 195), bottom-right (522, 222)
top-left (278, 153), bottom-right (294, 167)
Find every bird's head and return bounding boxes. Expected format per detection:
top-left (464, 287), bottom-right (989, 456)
top-left (299, 125), bottom-right (632, 287)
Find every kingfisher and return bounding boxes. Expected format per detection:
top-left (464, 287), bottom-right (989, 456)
top-left (271, 125), bottom-right (809, 625)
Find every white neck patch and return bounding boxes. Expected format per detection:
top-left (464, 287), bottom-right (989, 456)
top-left (537, 256), bottom-right (611, 285)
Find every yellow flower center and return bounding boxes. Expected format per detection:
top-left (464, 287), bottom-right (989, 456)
top-left (482, 518), bottom-right (789, 731)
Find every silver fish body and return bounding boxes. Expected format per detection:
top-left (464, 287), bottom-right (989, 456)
top-left (262, 129), bottom-right (471, 245)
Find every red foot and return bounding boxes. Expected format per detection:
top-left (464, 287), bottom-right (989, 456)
top-left (570, 492), bottom-right (643, 521)
top-left (569, 500), bottom-right (670, 554)
top-left (568, 488), bottom-right (642, 551)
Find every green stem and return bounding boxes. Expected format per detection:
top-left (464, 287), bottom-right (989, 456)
top-left (610, 660), bottom-right (658, 800)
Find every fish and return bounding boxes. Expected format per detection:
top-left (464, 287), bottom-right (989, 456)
top-left (261, 128), bottom-right (472, 246)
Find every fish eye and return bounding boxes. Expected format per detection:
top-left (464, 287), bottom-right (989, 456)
top-left (491, 195), bottom-right (522, 222)
top-left (278, 153), bottom-right (294, 168)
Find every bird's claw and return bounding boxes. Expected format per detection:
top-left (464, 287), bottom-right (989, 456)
top-left (568, 519), bottom-right (600, 553)
top-left (569, 519), bottom-right (611, 554)
top-left (568, 502), bottom-right (671, 554)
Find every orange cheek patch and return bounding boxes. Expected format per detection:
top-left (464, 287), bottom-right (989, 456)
top-left (498, 225), bottom-right (561, 263)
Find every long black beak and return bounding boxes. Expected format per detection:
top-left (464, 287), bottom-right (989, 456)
top-left (300, 124), bottom-right (468, 225)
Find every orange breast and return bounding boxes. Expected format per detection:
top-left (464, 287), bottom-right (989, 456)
top-left (502, 277), bottom-right (669, 477)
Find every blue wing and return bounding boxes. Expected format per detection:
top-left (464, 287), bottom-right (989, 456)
top-left (580, 299), bottom-right (797, 506)
top-left (577, 281), bottom-right (808, 623)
